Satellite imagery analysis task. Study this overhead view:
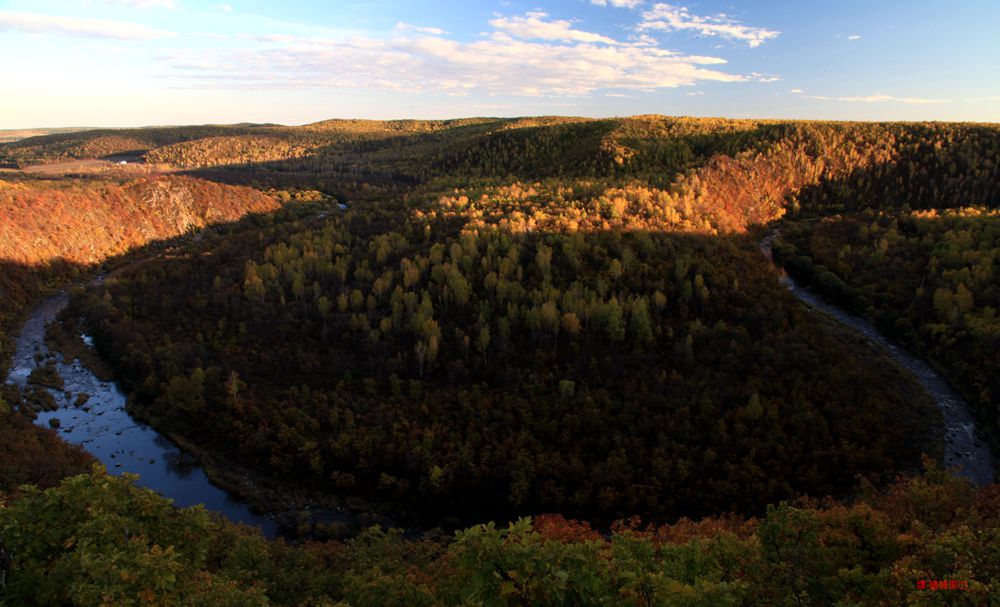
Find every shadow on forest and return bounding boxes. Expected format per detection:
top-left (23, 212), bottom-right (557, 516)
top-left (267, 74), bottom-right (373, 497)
top-left (44, 197), bottom-right (950, 529)
top-left (173, 118), bottom-right (784, 194)
top-left (0, 197), bottom-right (320, 378)
top-left (4, 121), bottom-right (999, 529)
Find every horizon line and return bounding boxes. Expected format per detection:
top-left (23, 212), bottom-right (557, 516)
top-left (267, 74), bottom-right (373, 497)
top-left (4, 113), bottom-right (1000, 132)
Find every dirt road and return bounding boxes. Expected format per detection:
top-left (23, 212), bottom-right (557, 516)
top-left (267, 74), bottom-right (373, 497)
top-left (0, 156), bottom-right (171, 177)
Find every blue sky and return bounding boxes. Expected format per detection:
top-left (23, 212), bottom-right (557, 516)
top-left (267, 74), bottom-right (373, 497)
top-left (1, 0), bottom-right (998, 127)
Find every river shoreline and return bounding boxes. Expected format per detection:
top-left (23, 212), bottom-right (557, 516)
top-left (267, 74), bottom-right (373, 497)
top-left (5, 289), bottom-right (430, 540)
top-left (4, 292), bottom-right (282, 538)
top-left (760, 228), bottom-right (995, 486)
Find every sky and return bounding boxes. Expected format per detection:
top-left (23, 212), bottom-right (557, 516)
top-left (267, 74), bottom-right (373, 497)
top-left (1, 0), bottom-right (998, 127)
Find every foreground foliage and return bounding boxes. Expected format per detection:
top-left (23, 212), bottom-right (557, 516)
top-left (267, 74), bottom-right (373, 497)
top-left (1, 468), bottom-right (998, 606)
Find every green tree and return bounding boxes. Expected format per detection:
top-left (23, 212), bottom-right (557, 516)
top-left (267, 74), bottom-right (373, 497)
top-left (628, 298), bottom-right (654, 345)
top-left (604, 298), bottom-right (626, 343)
top-left (476, 325), bottom-right (491, 364)
top-left (0, 468), bottom-right (269, 606)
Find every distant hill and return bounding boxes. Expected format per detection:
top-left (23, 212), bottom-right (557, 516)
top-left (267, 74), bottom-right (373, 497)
top-left (0, 124), bottom-right (284, 165)
top-left (0, 127), bottom-right (98, 144)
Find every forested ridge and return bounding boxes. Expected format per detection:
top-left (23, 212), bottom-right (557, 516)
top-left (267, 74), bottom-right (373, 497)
top-left (74, 203), bottom-right (939, 523)
top-left (2, 115), bottom-right (1000, 605)
top-left (0, 176), bottom-right (278, 267)
top-left (0, 118), bottom-right (528, 168)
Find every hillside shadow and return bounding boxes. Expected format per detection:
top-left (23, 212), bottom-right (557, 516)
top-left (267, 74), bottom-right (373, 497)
top-left (0, 193), bottom-right (329, 375)
top-left (174, 118), bottom-right (782, 193)
top-left (49, 199), bottom-right (950, 530)
top-left (768, 206), bottom-right (999, 461)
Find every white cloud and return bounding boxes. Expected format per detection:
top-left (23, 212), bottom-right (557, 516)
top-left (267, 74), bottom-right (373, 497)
top-left (219, 3), bottom-right (233, 12)
top-left (489, 11), bottom-right (618, 44)
top-left (639, 3), bottom-right (778, 48)
top-left (99, 0), bottom-right (178, 8)
top-left (162, 15), bottom-right (749, 97)
top-left (591, 0), bottom-right (644, 8)
top-left (0, 10), bottom-right (174, 39)
top-left (966, 96), bottom-right (1000, 102)
top-left (790, 88), bottom-right (804, 94)
top-left (806, 93), bottom-right (948, 105)
top-left (630, 33), bottom-right (658, 46)
top-left (395, 22), bottom-right (446, 36)
top-left (685, 90), bottom-right (704, 96)
top-left (847, 34), bottom-right (861, 41)
top-left (752, 73), bottom-right (780, 83)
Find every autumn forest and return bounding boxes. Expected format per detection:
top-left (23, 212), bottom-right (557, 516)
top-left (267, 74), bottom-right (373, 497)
top-left (1, 116), bottom-right (998, 605)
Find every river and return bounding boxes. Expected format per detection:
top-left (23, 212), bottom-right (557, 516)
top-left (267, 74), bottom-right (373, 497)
top-left (760, 230), bottom-right (995, 486)
top-left (3, 236), bottom-right (993, 540)
top-left (5, 292), bottom-right (279, 538)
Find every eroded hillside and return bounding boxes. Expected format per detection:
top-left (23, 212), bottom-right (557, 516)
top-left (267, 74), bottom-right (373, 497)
top-left (0, 176), bottom-right (278, 266)
top-left (0, 176), bottom-right (279, 378)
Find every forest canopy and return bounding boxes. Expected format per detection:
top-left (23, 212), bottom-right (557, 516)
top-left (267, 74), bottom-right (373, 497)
top-left (51, 116), bottom-right (1000, 524)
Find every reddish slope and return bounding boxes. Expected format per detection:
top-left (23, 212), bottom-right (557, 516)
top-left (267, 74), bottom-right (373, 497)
top-left (0, 176), bottom-right (279, 267)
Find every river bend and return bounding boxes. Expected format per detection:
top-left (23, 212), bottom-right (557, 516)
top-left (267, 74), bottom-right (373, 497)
top-left (5, 293), bottom-right (278, 537)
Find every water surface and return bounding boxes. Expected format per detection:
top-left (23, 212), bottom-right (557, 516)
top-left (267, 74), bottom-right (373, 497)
top-left (6, 293), bottom-right (278, 537)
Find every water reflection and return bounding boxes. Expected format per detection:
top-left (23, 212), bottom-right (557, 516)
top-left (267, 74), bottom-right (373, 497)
top-left (6, 294), bottom-right (278, 538)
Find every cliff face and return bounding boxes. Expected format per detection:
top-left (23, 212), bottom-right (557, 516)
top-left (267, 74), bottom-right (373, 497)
top-left (0, 176), bottom-right (279, 267)
top-left (0, 176), bottom-right (280, 377)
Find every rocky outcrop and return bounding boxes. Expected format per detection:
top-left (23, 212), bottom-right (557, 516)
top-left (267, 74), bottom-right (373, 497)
top-left (0, 176), bottom-right (279, 266)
